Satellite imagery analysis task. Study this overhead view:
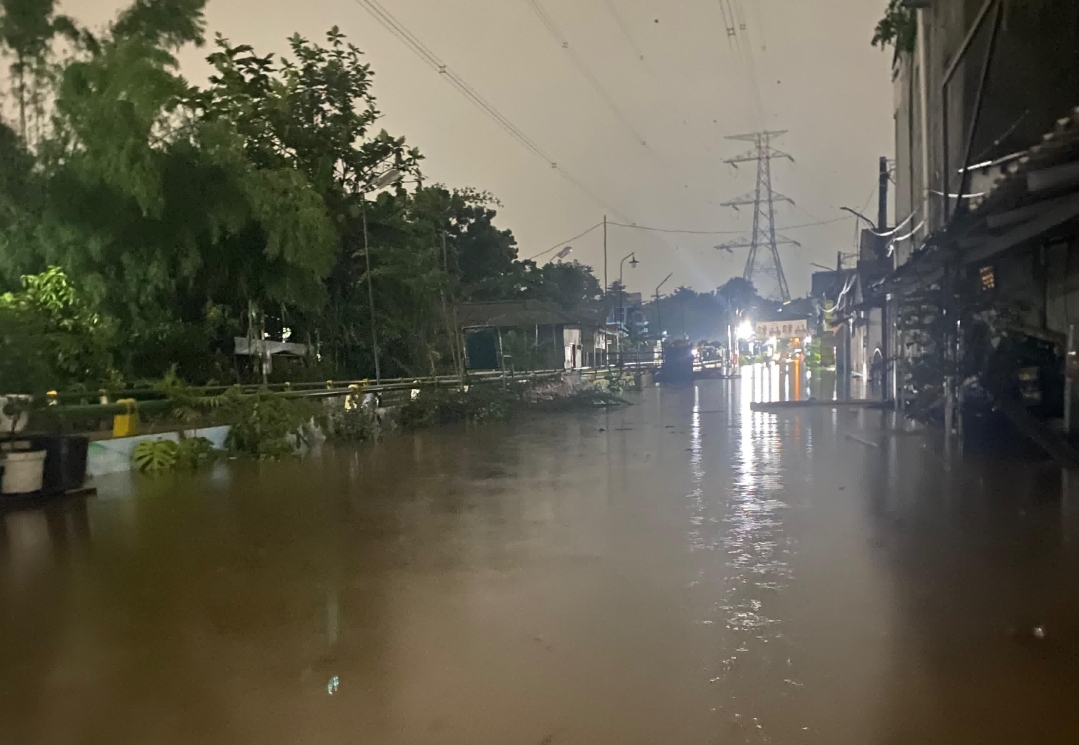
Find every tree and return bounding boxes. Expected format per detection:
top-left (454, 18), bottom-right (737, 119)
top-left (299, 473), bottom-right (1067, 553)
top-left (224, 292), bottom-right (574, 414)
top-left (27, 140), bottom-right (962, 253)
top-left (0, 266), bottom-right (113, 391)
top-left (717, 276), bottom-right (759, 313)
top-left (872, 0), bottom-right (916, 63)
top-left (0, 2), bottom-right (611, 388)
top-left (0, 0), bottom-right (77, 139)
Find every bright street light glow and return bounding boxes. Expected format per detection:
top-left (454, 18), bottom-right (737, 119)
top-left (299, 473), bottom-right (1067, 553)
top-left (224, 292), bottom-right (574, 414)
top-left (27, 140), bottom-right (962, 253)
top-left (736, 321), bottom-right (754, 340)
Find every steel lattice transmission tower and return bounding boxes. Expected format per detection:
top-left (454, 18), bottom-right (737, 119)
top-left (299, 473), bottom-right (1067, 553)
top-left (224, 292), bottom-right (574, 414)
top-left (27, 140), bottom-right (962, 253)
top-left (716, 131), bottom-right (800, 301)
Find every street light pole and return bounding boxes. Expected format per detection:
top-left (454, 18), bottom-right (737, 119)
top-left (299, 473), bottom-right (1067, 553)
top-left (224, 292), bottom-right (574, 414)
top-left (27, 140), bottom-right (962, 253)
top-left (618, 252), bottom-right (638, 364)
top-left (840, 205), bottom-right (877, 228)
top-left (603, 215), bottom-right (608, 303)
top-left (361, 198), bottom-right (381, 384)
top-left (360, 168), bottom-right (402, 384)
top-left (654, 272), bottom-right (673, 341)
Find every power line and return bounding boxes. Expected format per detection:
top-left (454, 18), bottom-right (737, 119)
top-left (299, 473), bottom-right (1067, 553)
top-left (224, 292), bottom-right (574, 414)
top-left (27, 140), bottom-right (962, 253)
top-left (601, 0), bottom-right (646, 61)
top-left (718, 0), bottom-right (738, 53)
top-left (524, 0), bottom-right (652, 150)
top-left (526, 222), bottom-right (603, 261)
top-left (607, 216), bottom-right (844, 235)
top-left (352, 0), bottom-right (631, 220)
top-left (716, 0), bottom-right (765, 130)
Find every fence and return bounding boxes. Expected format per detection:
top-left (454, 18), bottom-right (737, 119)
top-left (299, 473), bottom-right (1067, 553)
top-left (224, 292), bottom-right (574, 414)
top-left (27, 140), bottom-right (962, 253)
top-left (25, 369), bottom-right (578, 437)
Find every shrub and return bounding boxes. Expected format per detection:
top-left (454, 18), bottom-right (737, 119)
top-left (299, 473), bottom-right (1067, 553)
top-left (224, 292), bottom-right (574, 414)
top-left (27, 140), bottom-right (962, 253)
top-left (132, 435), bottom-right (220, 474)
top-left (327, 398), bottom-right (378, 443)
top-left (132, 439), bottom-right (179, 474)
top-left (222, 388), bottom-right (315, 459)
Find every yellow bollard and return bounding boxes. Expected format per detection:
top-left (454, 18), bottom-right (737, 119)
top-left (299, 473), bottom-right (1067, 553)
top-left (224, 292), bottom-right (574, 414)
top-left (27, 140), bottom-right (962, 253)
top-left (346, 383), bottom-right (361, 411)
top-left (112, 399), bottom-right (139, 437)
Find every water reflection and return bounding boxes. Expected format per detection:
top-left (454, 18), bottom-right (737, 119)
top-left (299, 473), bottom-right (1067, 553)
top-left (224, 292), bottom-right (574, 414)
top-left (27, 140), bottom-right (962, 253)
top-left (2, 385), bottom-right (1079, 744)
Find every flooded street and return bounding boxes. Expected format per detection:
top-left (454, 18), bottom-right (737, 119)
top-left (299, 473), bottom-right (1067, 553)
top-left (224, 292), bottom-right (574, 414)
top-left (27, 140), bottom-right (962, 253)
top-left (5, 372), bottom-right (1079, 744)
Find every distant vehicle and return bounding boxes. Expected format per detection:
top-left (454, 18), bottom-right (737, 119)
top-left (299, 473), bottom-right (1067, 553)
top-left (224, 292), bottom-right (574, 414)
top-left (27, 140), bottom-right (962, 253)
top-left (659, 339), bottom-right (694, 382)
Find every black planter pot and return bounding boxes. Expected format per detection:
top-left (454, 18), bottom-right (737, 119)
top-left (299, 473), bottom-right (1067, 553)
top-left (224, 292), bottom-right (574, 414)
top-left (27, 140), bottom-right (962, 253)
top-left (28, 435), bottom-right (89, 495)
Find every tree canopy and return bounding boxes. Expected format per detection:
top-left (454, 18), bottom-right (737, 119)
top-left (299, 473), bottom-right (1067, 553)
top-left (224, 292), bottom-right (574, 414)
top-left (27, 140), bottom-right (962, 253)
top-left (0, 0), bottom-right (607, 389)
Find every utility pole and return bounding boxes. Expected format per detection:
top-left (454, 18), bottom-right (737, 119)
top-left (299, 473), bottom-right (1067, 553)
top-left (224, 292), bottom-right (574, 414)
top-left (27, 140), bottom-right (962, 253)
top-left (603, 215), bottom-right (608, 297)
top-left (717, 131), bottom-right (800, 302)
top-left (878, 155), bottom-right (889, 241)
top-left (440, 230), bottom-right (462, 379)
top-left (877, 156), bottom-right (899, 408)
top-left (876, 155), bottom-right (891, 400)
top-left (603, 215), bottom-right (609, 367)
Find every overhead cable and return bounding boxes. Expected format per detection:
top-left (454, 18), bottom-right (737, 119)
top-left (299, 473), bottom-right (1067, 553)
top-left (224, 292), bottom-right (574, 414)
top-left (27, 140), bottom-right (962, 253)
top-left (352, 0), bottom-right (630, 219)
top-left (601, 0), bottom-right (646, 61)
top-left (524, 0), bottom-right (652, 150)
top-left (526, 222), bottom-right (603, 261)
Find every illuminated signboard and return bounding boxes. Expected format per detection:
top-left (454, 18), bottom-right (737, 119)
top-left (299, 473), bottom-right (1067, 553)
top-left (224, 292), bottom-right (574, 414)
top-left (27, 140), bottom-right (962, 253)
top-left (755, 318), bottom-right (809, 340)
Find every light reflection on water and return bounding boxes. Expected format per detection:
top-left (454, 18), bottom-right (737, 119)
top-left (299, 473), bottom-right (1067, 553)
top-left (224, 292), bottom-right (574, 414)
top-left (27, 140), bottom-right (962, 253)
top-left (3, 378), bottom-right (1079, 744)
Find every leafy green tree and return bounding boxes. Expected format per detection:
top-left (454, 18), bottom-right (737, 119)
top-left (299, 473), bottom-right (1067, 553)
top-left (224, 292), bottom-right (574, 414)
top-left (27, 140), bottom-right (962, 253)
top-left (0, 0), bottom-right (77, 139)
top-left (0, 266), bottom-right (113, 391)
top-left (717, 276), bottom-right (759, 313)
top-left (872, 0), bottom-right (916, 62)
top-left (532, 260), bottom-right (602, 310)
top-left (0, 2), bottom-right (609, 388)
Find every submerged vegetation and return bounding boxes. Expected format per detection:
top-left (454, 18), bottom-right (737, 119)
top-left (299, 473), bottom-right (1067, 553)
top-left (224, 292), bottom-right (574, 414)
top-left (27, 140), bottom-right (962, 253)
top-left (399, 383), bottom-right (629, 430)
top-left (127, 376), bottom-right (624, 472)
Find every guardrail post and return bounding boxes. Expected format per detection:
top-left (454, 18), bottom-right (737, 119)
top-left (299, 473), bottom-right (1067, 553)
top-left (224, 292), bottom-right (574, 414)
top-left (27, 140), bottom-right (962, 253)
top-left (113, 399), bottom-right (139, 438)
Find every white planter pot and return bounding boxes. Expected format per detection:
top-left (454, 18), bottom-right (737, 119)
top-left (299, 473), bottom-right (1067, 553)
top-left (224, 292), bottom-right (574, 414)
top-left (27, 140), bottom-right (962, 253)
top-left (1, 449), bottom-right (47, 495)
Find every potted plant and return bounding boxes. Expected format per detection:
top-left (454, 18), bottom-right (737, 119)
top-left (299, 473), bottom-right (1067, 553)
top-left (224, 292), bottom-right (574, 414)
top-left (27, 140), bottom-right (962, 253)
top-left (1, 395), bottom-right (46, 496)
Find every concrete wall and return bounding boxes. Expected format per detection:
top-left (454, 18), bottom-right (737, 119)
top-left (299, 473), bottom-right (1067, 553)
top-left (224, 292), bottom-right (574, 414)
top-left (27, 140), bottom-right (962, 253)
top-left (87, 426), bottom-right (230, 477)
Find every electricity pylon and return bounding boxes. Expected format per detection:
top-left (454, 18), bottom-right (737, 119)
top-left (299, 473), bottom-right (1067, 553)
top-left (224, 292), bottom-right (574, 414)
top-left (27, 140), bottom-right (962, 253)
top-left (716, 131), bottom-right (800, 301)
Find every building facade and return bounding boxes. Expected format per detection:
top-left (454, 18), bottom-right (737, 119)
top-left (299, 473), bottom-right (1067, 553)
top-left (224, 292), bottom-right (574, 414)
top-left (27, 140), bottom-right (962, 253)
top-left (888, 0), bottom-right (1079, 425)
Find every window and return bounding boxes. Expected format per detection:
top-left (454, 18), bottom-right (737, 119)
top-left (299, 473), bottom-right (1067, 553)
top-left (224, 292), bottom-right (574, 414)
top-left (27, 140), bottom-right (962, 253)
top-left (980, 265), bottom-right (996, 291)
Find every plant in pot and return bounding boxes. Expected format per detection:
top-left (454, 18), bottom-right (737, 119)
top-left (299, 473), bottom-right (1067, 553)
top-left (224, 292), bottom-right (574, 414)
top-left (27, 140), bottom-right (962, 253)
top-left (0, 395), bottom-right (47, 496)
top-left (1, 269), bottom-right (109, 496)
top-left (0, 307), bottom-right (52, 496)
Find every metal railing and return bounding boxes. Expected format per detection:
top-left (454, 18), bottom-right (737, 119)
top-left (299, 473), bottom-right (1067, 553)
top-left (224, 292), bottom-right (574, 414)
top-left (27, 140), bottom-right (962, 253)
top-left (31, 369), bottom-right (583, 419)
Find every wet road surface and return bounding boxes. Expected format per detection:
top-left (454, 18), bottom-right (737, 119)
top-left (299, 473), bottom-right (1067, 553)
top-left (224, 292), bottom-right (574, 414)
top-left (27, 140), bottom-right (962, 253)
top-left (4, 370), bottom-right (1079, 744)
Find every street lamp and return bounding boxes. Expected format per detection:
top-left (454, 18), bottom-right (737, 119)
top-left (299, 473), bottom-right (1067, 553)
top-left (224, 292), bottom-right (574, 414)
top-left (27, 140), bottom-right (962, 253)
top-left (840, 205), bottom-right (876, 228)
top-left (361, 167), bottom-right (402, 384)
top-left (617, 252), bottom-right (638, 361)
top-left (654, 272), bottom-right (673, 342)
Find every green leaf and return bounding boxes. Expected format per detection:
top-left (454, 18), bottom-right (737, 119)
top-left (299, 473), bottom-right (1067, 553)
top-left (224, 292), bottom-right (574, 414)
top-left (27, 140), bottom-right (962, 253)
top-left (132, 438), bottom-right (178, 473)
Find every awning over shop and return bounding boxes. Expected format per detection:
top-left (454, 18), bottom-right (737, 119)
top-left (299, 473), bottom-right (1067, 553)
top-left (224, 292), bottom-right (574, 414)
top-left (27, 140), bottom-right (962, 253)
top-left (885, 105), bottom-right (1079, 294)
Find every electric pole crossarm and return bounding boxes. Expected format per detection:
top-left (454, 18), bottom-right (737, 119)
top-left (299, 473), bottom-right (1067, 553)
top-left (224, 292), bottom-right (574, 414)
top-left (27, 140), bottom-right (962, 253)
top-left (724, 150), bottom-right (763, 165)
top-left (720, 198), bottom-right (758, 209)
top-left (725, 130), bottom-right (788, 141)
top-left (717, 236), bottom-right (799, 250)
top-left (725, 149), bottom-right (793, 165)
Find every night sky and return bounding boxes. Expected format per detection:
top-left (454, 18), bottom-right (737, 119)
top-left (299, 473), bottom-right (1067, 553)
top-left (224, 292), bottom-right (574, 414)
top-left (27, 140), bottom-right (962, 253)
top-left (69, 0), bottom-right (894, 297)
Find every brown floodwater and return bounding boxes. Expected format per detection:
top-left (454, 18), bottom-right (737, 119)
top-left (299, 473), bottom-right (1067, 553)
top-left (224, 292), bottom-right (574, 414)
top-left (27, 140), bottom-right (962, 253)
top-left (3, 368), bottom-right (1079, 744)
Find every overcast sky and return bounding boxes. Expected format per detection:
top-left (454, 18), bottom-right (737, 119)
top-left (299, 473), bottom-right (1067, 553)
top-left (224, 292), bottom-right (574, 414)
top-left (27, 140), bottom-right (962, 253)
top-left (69, 0), bottom-right (894, 297)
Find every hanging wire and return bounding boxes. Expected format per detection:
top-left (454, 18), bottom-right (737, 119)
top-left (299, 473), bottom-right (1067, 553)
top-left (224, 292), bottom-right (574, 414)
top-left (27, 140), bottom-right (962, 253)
top-left (352, 0), bottom-right (632, 220)
top-left (525, 222), bottom-right (604, 261)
